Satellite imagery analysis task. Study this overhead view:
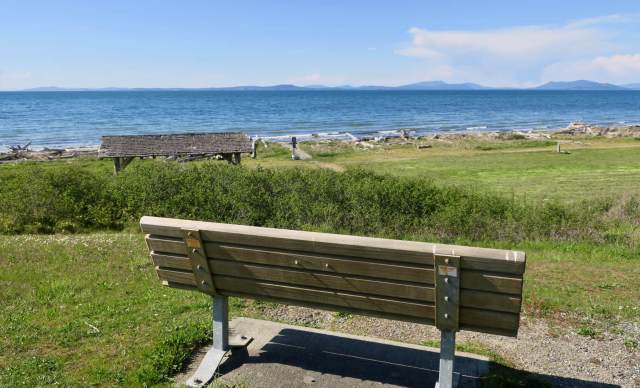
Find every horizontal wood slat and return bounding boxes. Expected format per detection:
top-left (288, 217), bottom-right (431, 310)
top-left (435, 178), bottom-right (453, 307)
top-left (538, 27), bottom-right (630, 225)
top-left (210, 260), bottom-right (433, 301)
top-left (206, 243), bottom-right (433, 284)
top-left (141, 216), bottom-right (525, 275)
top-left (152, 252), bottom-right (521, 313)
top-left (460, 290), bottom-right (521, 314)
top-left (151, 253), bottom-right (191, 271)
top-left (156, 268), bottom-right (196, 286)
top-left (214, 276), bottom-right (435, 319)
top-left (143, 216), bottom-right (526, 336)
top-left (148, 237), bottom-right (522, 312)
top-left (153, 269), bottom-right (519, 336)
top-left (461, 271), bottom-right (523, 295)
top-left (146, 238), bottom-right (521, 299)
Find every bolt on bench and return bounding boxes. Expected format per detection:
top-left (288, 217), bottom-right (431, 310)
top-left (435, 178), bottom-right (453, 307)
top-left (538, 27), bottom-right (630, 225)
top-left (141, 216), bottom-right (526, 388)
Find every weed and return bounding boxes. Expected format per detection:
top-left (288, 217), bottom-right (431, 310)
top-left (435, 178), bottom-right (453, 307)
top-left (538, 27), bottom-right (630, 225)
top-left (576, 326), bottom-right (600, 338)
top-left (334, 311), bottom-right (352, 319)
top-left (624, 339), bottom-right (638, 350)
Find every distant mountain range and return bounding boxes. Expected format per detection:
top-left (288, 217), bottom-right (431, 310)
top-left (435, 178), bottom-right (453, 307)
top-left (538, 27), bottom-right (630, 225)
top-left (19, 80), bottom-right (640, 92)
top-left (533, 80), bottom-right (628, 90)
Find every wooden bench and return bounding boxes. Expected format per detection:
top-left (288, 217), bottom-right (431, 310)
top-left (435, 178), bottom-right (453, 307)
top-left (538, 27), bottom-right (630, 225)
top-left (141, 216), bottom-right (526, 388)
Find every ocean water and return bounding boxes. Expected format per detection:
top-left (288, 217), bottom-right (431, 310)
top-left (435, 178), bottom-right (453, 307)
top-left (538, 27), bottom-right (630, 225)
top-left (1, 90), bottom-right (639, 149)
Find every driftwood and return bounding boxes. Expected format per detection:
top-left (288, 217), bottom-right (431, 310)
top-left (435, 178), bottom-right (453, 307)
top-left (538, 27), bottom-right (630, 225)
top-left (8, 141), bottom-right (31, 153)
top-left (0, 143), bottom-right (98, 163)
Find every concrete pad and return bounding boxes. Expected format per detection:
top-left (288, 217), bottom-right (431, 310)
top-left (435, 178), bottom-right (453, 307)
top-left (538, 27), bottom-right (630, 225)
top-left (175, 318), bottom-right (491, 387)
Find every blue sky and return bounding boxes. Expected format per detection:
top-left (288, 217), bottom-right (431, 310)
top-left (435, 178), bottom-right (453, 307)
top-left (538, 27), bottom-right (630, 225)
top-left (1, 0), bottom-right (640, 89)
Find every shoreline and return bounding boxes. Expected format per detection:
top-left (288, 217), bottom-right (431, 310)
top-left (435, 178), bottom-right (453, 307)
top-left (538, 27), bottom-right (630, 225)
top-left (2, 122), bottom-right (639, 163)
top-left (2, 119), bottom-right (638, 152)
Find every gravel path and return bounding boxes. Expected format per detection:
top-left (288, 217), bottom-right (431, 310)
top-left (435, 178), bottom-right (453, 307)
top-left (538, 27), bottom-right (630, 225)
top-left (245, 304), bottom-right (640, 387)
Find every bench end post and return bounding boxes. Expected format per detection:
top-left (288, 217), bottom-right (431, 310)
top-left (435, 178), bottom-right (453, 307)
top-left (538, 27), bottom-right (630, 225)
top-left (434, 254), bottom-right (461, 388)
top-left (436, 330), bottom-right (457, 388)
top-left (185, 295), bottom-right (230, 388)
top-left (213, 295), bottom-right (229, 351)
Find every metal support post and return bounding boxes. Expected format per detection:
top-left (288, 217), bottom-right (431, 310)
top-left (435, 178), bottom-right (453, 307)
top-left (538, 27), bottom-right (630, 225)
top-left (213, 294), bottom-right (229, 351)
top-left (434, 253), bottom-right (460, 388)
top-left (436, 330), bottom-right (456, 388)
top-left (186, 295), bottom-right (229, 387)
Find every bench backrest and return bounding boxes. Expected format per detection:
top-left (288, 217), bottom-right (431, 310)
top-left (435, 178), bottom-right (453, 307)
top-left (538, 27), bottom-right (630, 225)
top-left (141, 216), bottom-right (526, 337)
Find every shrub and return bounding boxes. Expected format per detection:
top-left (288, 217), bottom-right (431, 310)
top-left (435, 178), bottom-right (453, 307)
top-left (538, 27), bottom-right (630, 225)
top-left (0, 164), bottom-right (119, 234)
top-left (0, 160), bottom-right (633, 245)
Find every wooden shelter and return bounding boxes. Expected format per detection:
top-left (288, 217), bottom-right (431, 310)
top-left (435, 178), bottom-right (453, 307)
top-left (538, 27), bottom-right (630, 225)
top-left (99, 132), bottom-right (254, 173)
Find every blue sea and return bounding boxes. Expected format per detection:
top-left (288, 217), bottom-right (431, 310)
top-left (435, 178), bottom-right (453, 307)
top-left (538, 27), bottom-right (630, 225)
top-left (1, 90), bottom-right (639, 150)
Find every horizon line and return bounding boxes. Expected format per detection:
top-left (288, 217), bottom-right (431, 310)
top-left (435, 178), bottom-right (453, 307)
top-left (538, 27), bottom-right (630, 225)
top-left (3, 79), bottom-right (640, 92)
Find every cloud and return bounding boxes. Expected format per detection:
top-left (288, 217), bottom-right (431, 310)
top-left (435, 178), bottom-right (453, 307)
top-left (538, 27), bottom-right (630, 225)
top-left (301, 73), bottom-right (322, 82)
top-left (289, 73), bottom-right (347, 86)
top-left (395, 15), bottom-right (634, 86)
top-left (542, 54), bottom-right (640, 84)
top-left (566, 13), bottom-right (635, 28)
top-left (397, 25), bottom-right (606, 60)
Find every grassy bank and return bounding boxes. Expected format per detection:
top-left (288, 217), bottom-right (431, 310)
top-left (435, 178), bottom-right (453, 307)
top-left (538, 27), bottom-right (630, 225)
top-left (1, 137), bottom-right (638, 385)
top-left (1, 158), bottom-right (638, 246)
top-left (1, 233), bottom-right (637, 386)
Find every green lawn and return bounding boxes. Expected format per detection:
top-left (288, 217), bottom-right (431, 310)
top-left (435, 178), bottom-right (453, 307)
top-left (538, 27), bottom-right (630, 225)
top-left (277, 137), bottom-right (640, 203)
top-left (0, 233), bottom-right (212, 386)
top-left (1, 233), bottom-right (638, 386)
top-left (348, 146), bottom-right (640, 203)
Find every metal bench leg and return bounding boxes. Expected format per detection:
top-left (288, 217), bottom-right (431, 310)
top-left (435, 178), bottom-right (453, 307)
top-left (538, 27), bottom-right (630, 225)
top-left (186, 295), bottom-right (230, 388)
top-left (186, 295), bottom-right (253, 388)
top-left (435, 330), bottom-right (456, 388)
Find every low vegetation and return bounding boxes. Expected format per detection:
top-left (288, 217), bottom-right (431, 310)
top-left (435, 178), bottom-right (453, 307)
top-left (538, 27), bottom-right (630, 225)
top-left (1, 137), bottom-right (638, 386)
top-left (1, 158), bottom-right (638, 248)
top-left (1, 233), bottom-right (637, 386)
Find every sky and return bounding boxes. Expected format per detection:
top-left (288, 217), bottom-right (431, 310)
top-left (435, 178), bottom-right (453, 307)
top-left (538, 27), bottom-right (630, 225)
top-left (1, 0), bottom-right (640, 89)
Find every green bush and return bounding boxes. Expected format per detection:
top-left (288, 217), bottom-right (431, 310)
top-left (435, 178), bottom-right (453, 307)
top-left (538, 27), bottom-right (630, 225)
top-left (0, 164), bottom-right (119, 234)
top-left (0, 160), bottom-right (634, 244)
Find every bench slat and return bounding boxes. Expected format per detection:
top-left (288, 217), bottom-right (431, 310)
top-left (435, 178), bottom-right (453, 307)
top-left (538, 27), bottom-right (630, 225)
top-left (214, 276), bottom-right (435, 319)
top-left (141, 217), bottom-right (525, 275)
top-left (205, 243), bottom-right (433, 284)
top-left (152, 253), bottom-right (521, 313)
top-left (461, 271), bottom-right (523, 296)
top-left (459, 307), bottom-right (521, 332)
top-left (153, 266), bottom-right (520, 335)
top-left (148, 238), bottom-right (523, 311)
top-left (210, 260), bottom-right (433, 301)
top-left (151, 252), bottom-right (191, 271)
top-left (220, 276), bottom-right (519, 335)
top-left (147, 237), bottom-right (522, 297)
top-left (156, 267), bottom-right (196, 286)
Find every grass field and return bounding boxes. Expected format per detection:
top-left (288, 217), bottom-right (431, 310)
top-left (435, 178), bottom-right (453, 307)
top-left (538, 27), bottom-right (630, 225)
top-left (248, 136), bottom-right (640, 203)
top-left (1, 135), bottom-right (638, 386)
top-left (1, 233), bottom-right (638, 386)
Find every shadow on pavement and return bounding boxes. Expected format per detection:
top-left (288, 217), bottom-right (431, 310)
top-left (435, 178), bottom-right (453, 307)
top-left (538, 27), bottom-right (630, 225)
top-left (218, 327), bottom-right (620, 387)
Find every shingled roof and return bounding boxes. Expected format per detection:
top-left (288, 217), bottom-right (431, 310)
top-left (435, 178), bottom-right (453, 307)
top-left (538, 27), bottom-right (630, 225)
top-left (99, 132), bottom-right (253, 158)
